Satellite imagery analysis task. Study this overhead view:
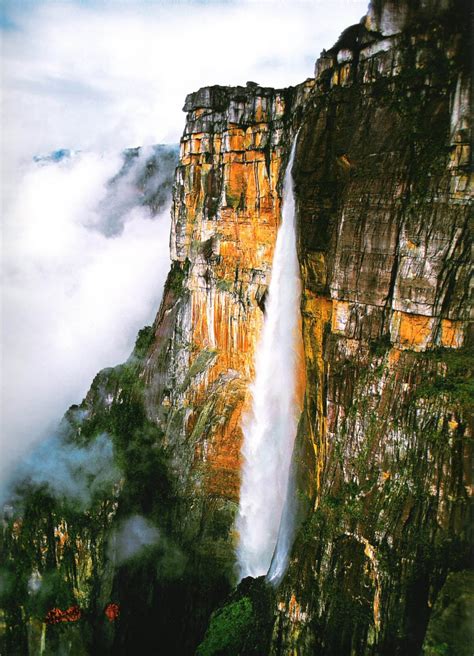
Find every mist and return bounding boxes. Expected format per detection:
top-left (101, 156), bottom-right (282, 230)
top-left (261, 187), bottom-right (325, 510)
top-left (1, 0), bottom-right (368, 482)
top-left (108, 515), bottom-right (186, 578)
top-left (4, 431), bottom-right (121, 508)
top-left (1, 147), bottom-right (175, 481)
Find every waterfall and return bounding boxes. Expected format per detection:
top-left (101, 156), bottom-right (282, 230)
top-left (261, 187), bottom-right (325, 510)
top-left (236, 138), bottom-right (301, 582)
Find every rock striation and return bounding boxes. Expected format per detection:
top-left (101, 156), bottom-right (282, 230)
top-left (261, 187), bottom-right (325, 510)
top-left (1, 1), bottom-right (471, 654)
top-left (270, 1), bottom-right (472, 654)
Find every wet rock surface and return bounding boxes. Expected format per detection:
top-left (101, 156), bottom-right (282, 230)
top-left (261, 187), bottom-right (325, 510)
top-left (272, 1), bottom-right (472, 654)
top-left (1, 1), bottom-right (471, 654)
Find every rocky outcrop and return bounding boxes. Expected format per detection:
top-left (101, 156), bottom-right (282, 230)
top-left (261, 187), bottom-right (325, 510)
top-left (148, 80), bottom-right (314, 511)
top-left (0, 80), bottom-right (314, 655)
top-left (1, 1), bottom-right (471, 654)
top-left (271, 1), bottom-right (472, 654)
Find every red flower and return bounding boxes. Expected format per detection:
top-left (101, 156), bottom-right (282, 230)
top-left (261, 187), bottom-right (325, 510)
top-left (104, 603), bottom-right (120, 622)
top-left (45, 605), bottom-right (81, 624)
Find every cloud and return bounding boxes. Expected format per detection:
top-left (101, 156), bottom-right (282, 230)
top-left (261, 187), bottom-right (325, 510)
top-left (1, 148), bottom-right (174, 480)
top-left (108, 515), bottom-right (161, 564)
top-left (1, 0), bottom-right (368, 163)
top-left (4, 431), bottom-right (121, 508)
top-left (96, 144), bottom-right (178, 237)
top-left (108, 515), bottom-right (186, 577)
top-left (0, 0), bottom-right (368, 479)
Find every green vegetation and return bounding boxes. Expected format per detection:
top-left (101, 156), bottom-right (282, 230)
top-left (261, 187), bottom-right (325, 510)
top-left (216, 278), bottom-right (233, 293)
top-left (415, 346), bottom-right (473, 412)
top-left (423, 571), bottom-right (474, 656)
top-left (77, 358), bottom-right (170, 515)
top-left (196, 576), bottom-right (275, 656)
top-left (190, 398), bottom-right (216, 443)
top-left (167, 259), bottom-right (190, 295)
top-left (133, 325), bottom-right (155, 359)
top-left (369, 333), bottom-right (392, 356)
top-left (196, 597), bottom-right (254, 656)
top-left (225, 192), bottom-right (241, 210)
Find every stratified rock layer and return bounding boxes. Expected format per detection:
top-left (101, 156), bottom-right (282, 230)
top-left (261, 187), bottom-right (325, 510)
top-left (272, 2), bottom-right (472, 654)
top-left (143, 82), bottom-right (313, 542)
top-left (1, 1), bottom-right (471, 655)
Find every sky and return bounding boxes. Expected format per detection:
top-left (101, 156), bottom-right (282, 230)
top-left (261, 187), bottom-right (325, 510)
top-left (0, 0), bottom-right (368, 482)
top-left (1, 0), bottom-right (368, 162)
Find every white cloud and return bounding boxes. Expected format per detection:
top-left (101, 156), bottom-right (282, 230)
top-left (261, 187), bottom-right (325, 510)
top-left (1, 149), bottom-right (172, 480)
top-left (1, 0), bottom-right (368, 162)
top-left (0, 0), bottom-right (368, 481)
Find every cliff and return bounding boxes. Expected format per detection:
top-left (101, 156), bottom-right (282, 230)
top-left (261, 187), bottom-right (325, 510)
top-left (1, 1), bottom-right (471, 655)
top-left (272, 1), bottom-right (472, 653)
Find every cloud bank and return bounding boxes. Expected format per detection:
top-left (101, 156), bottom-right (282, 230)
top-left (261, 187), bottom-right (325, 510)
top-left (1, 0), bottom-right (368, 480)
top-left (1, 0), bottom-right (368, 163)
top-left (1, 148), bottom-right (174, 479)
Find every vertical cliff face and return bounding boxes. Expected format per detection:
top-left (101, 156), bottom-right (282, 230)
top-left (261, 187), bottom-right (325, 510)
top-left (2, 1), bottom-right (471, 654)
top-left (133, 82), bottom-right (313, 650)
top-left (272, 1), bottom-right (472, 654)
top-left (145, 82), bottom-right (311, 511)
top-left (0, 81), bottom-right (314, 655)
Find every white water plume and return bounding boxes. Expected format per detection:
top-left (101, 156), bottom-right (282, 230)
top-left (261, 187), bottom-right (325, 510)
top-left (236, 139), bottom-right (301, 581)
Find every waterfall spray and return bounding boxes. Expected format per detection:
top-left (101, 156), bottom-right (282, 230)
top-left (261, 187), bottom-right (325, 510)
top-left (236, 138), bottom-right (301, 581)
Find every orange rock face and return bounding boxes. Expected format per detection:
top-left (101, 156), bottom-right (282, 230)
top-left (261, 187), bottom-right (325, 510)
top-left (175, 128), bottom-right (284, 499)
top-left (143, 83), bottom-right (311, 573)
top-left (165, 89), bottom-right (308, 496)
